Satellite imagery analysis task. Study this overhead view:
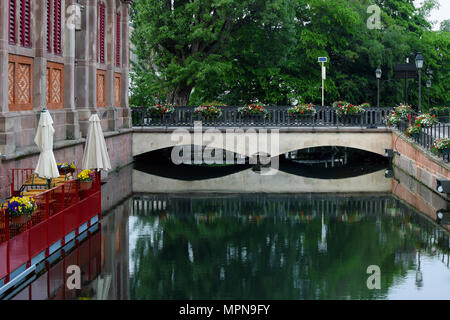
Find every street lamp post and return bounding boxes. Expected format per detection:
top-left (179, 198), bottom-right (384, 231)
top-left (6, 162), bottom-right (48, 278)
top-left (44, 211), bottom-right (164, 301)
top-left (415, 53), bottom-right (424, 112)
top-left (426, 79), bottom-right (431, 110)
top-left (375, 68), bottom-right (382, 108)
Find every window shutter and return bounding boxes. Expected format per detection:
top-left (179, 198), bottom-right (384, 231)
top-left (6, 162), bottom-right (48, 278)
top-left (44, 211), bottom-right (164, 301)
top-left (20, 0), bottom-right (32, 48)
top-left (98, 3), bottom-right (105, 64)
top-left (116, 12), bottom-right (121, 67)
top-left (9, 0), bottom-right (16, 44)
top-left (47, 0), bottom-right (52, 52)
top-left (53, 0), bottom-right (62, 55)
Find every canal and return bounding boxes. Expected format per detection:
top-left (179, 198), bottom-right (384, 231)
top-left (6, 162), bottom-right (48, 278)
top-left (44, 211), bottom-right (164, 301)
top-left (6, 148), bottom-right (450, 300)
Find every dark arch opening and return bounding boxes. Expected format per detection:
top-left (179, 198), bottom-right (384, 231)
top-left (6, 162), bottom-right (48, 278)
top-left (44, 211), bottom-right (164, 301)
top-left (278, 146), bottom-right (389, 179)
top-left (134, 146), bottom-right (251, 181)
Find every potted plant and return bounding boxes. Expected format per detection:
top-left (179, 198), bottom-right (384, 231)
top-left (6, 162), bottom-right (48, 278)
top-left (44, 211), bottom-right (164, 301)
top-left (332, 101), bottom-right (349, 108)
top-left (57, 162), bottom-right (76, 175)
top-left (238, 104), bottom-right (268, 122)
top-left (6, 196), bottom-right (37, 225)
top-left (431, 138), bottom-right (450, 156)
top-left (385, 111), bottom-right (401, 126)
top-left (147, 104), bottom-right (175, 120)
top-left (335, 103), bottom-right (365, 125)
top-left (404, 124), bottom-right (421, 139)
top-left (194, 105), bottom-right (223, 120)
top-left (395, 104), bottom-right (414, 119)
top-left (414, 113), bottom-right (438, 128)
top-left (288, 104), bottom-right (316, 122)
top-left (77, 169), bottom-right (94, 191)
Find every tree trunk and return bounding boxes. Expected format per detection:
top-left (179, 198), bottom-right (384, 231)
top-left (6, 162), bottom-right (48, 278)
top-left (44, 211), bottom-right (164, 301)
top-left (167, 86), bottom-right (193, 106)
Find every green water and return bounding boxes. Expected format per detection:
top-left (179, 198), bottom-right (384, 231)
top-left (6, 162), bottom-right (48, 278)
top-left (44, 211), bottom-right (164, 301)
top-left (128, 194), bottom-right (450, 300)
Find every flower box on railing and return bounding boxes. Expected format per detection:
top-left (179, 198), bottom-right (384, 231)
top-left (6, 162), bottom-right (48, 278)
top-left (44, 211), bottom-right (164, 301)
top-left (339, 114), bottom-right (364, 125)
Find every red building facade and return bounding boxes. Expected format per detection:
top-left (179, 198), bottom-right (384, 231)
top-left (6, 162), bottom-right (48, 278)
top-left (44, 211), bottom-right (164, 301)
top-left (0, 0), bottom-right (133, 198)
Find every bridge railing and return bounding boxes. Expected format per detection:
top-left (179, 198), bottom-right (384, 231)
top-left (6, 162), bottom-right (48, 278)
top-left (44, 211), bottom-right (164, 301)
top-left (397, 119), bottom-right (450, 162)
top-left (132, 106), bottom-right (392, 127)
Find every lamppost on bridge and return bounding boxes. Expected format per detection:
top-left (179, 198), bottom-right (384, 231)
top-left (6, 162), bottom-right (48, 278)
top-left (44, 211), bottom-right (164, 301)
top-left (375, 67), bottom-right (382, 108)
top-left (415, 53), bottom-right (424, 112)
top-left (426, 79), bottom-right (431, 110)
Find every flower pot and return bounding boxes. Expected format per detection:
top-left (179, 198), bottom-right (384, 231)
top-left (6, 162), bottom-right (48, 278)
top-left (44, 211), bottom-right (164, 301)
top-left (79, 180), bottom-right (93, 191)
top-left (58, 168), bottom-right (75, 175)
top-left (245, 114), bottom-right (266, 124)
top-left (9, 214), bottom-right (30, 226)
top-left (290, 114), bottom-right (314, 125)
top-left (340, 114), bottom-right (363, 125)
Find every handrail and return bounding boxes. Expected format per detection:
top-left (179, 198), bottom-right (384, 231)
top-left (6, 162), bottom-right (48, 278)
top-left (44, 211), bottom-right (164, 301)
top-left (0, 170), bottom-right (102, 285)
top-left (396, 119), bottom-right (450, 162)
top-left (131, 106), bottom-right (393, 127)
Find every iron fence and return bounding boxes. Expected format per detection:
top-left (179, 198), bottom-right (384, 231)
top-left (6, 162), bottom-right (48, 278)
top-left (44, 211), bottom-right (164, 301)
top-left (397, 119), bottom-right (450, 162)
top-left (131, 106), bottom-right (392, 128)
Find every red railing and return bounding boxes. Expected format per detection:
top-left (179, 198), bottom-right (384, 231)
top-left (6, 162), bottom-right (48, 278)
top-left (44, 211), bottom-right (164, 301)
top-left (10, 168), bottom-right (34, 196)
top-left (10, 230), bottom-right (102, 300)
top-left (0, 170), bottom-right (102, 284)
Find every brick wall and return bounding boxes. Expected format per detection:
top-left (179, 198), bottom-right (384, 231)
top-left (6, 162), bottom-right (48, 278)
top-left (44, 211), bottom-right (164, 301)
top-left (392, 130), bottom-right (450, 195)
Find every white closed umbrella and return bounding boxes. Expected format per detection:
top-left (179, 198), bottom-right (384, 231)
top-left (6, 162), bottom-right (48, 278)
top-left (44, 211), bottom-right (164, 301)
top-left (34, 109), bottom-right (59, 180)
top-left (82, 114), bottom-right (111, 171)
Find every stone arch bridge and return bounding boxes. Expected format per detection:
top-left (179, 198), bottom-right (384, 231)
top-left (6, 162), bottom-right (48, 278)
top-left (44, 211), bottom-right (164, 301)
top-left (132, 127), bottom-right (393, 158)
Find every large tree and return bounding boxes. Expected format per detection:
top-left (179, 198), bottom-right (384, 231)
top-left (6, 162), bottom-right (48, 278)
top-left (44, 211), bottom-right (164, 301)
top-left (131, 0), bottom-right (252, 106)
top-left (131, 0), bottom-right (448, 108)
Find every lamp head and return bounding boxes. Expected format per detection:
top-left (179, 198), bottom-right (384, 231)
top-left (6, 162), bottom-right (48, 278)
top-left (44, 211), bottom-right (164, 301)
top-left (415, 53), bottom-right (424, 69)
top-left (375, 68), bottom-right (382, 79)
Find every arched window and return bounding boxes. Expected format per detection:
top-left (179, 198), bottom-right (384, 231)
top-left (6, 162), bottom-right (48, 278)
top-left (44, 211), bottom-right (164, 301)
top-left (98, 2), bottom-right (106, 64)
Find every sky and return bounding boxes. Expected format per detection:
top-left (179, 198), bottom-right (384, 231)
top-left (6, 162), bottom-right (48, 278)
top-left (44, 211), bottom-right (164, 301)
top-left (415, 0), bottom-right (450, 30)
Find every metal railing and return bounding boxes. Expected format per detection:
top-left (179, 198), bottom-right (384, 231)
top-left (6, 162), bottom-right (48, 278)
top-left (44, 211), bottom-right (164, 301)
top-left (0, 170), bottom-right (102, 286)
top-left (397, 119), bottom-right (450, 162)
top-left (132, 106), bottom-right (392, 127)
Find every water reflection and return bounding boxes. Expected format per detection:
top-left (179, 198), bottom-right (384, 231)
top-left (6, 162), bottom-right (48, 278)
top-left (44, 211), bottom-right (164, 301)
top-left (132, 168), bottom-right (392, 193)
top-left (127, 194), bottom-right (450, 300)
top-left (6, 160), bottom-right (450, 300)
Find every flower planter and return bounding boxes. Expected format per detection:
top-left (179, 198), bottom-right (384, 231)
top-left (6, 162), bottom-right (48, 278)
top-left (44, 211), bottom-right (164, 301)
top-left (340, 114), bottom-right (363, 126)
top-left (58, 168), bottom-right (75, 175)
top-left (197, 115), bottom-right (221, 125)
top-left (79, 180), bottom-right (93, 191)
top-left (290, 114), bottom-right (314, 125)
top-left (9, 213), bottom-right (30, 226)
top-left (441, 148), bottom-right (450, 156)
top-left (241, 114), bottom-right (266, 124)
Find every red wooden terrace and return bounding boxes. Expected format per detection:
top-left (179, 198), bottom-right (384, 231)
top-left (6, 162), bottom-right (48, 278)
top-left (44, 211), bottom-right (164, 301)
top-left (0, 169), bottom-right (102, 297)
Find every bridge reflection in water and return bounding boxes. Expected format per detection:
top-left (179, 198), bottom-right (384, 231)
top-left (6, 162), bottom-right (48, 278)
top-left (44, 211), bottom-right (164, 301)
top-left (132, 168), bottom-right (391, 193)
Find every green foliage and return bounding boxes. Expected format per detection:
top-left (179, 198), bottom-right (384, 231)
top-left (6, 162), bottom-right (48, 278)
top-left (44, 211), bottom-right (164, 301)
top-left (131, 0), bottom-right (448, 108)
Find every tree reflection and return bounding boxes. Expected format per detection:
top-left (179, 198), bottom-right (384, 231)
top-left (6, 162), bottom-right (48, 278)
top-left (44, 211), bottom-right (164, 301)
top-left (129, 195), bottom-right (450, 300)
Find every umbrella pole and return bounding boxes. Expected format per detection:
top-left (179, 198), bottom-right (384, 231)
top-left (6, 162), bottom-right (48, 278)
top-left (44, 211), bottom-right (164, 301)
top-left (47, 179), bottom-right (51, 189)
